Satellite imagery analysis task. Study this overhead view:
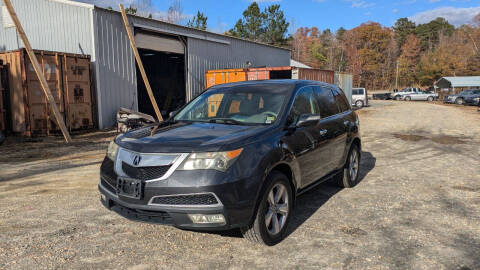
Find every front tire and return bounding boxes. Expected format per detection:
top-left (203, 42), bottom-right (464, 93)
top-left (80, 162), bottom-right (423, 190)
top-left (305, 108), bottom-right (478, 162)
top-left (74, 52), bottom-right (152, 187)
top-left (455, 98), bottom-right (464, 105)
top-left (395, 95), bottom-right (401, 101)
top-left (427, 96), bottom-right (434, 102)
top-left (355, 100), bottom-right (364, 108)
top-left (241, 171), bottom-right (293, 246)
top-left (405, 96), bottom-right (411, 101)
top-left (336, 144), bottom-right (361, 188)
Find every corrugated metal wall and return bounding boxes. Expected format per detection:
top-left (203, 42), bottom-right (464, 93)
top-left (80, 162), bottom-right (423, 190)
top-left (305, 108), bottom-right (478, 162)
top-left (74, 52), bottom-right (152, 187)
top-left (187, 37), bottom-right (290, 99)
top-left (93, 8), bottom-right (137, 129)
top-left (0, 0), bottom-right (93, 55)
top-left (93, 8), bottom-right (290, 128)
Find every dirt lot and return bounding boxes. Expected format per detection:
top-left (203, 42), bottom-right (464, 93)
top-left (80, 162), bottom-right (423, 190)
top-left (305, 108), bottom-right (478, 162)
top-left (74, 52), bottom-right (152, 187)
top-left (1, 100), bottom-right (479, 269)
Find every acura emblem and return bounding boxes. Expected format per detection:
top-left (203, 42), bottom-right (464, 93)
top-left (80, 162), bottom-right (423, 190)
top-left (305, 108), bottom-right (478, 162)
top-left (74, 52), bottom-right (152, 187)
top-left (132, 155), bottom-right (142, 166)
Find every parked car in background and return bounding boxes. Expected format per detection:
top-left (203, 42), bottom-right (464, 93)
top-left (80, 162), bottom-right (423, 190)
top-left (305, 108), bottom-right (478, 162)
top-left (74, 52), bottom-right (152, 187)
top-left (99, 80), bottom-right (362, 245)
top-left (352, 88), bottom-right (368, 108)
top-left (391, 87), bottom-right (421, 100)
top-left (372, 92), bottom-right (392, 100)
top-left (402, 91), bottom-right (438, 101)
top-left (444, 89), bottom-right (480, 105)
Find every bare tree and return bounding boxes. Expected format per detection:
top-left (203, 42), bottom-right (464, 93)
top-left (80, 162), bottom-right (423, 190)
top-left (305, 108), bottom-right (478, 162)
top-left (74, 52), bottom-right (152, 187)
top-left (167, 0), bottom-right (184, 24)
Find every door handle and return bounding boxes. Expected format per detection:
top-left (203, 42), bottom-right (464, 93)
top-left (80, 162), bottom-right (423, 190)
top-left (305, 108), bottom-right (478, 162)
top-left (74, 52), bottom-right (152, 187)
top-left (319, 129), bottom-right (327, 136)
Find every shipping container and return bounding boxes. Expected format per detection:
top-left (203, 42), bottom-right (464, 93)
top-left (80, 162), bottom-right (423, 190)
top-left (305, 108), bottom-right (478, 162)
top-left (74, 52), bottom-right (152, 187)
top-left (205, 67), bottom-right (335, 88)
top-left (0, 49), bottom-right (94, 136)
top-left (205, 69), bottom-right (247, 89)
top-left (0, 61), bottom-right (7, 132)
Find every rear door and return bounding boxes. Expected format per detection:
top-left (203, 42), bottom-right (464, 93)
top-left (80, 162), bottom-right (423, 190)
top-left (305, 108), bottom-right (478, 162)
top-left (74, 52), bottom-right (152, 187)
top-left (311, 85), bottom-right (344, 182)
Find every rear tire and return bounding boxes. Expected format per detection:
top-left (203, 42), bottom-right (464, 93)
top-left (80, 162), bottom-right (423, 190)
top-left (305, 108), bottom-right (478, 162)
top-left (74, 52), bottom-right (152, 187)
top-left (241, 171), bottom-right (293, 246)
top-left (455, 98), bottom-right (464, 105)
top-left (355, 100), bottom-right (364, 108)
top-left (336, 144), bottom-right (361, 188)
top-left (427, 96), bottom-right (434, 102)
top-left (395, 95), bottom-right (401, 101)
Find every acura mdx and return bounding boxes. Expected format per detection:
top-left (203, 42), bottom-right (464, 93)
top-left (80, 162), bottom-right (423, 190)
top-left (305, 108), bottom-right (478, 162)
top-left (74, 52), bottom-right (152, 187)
top-left (99, 80), bottom-right (361, 245)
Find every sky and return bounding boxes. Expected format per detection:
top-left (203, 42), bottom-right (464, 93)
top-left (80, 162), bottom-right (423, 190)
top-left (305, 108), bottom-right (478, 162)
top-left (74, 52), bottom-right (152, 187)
top-left (79, 0), bottom-right (480, 33)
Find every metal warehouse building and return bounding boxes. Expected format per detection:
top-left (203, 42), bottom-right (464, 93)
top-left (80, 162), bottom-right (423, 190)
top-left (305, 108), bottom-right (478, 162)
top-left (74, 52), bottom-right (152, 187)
top-left (0, 0), bottom-right (290, 128)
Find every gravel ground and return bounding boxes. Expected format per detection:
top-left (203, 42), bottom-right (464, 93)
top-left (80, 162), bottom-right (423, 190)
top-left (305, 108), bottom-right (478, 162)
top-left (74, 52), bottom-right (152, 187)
top-left (0, 100), bottom-right (479, 270)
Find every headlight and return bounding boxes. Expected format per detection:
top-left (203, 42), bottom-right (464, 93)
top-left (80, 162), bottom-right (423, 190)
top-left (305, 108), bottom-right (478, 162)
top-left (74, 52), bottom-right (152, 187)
top-left (178, 149), bottom-right (243, 172)
top-left (107, 141), bottom-right (119, 160)
top-left (474, 97), bottom-right (480, 102)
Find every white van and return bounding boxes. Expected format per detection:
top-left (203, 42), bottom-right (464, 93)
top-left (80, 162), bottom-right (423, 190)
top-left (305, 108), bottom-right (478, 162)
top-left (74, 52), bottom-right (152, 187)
top-left (352, 88), bottom-right (368, 108)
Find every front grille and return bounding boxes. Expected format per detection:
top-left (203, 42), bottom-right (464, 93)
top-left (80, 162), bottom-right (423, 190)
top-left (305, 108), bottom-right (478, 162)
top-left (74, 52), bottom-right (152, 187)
top-left (112, 204), bottom-right (173, 224)
top-left (122, 162), bottom-right (171, 181)
top-left (151, 194), bottom-right (219, 206)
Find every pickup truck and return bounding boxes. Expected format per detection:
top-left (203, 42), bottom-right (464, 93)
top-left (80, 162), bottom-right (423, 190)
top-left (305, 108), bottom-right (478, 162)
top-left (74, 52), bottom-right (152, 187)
top-left (391, 87), bottom-right (422, 100)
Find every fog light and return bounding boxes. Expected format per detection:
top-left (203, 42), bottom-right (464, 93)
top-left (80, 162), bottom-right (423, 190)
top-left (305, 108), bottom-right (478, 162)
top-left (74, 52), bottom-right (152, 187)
top-left (188, 214), bottom-right (226, 225)
top-left (100, 194), bottom-right (107, 202)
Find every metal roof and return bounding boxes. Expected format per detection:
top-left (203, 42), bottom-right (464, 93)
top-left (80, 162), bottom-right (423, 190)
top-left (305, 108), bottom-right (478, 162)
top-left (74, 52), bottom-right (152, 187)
top-left (290, 59), bottom-right (312, 69)
top-left (436, 76), bottom-right (480, 88)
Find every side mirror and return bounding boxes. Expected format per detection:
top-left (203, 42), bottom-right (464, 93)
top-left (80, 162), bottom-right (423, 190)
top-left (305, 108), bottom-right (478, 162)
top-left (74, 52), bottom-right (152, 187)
top-left (169, 110), bottom-right (178, 118)
top-left (296, 114), bottom-right (321, 127)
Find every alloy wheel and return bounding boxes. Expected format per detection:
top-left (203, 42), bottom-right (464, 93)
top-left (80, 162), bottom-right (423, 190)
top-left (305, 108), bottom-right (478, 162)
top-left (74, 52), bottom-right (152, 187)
top-left (349, 149), bottom-right (359, 181)
top-left (265, 183), bottom-right (289, 235)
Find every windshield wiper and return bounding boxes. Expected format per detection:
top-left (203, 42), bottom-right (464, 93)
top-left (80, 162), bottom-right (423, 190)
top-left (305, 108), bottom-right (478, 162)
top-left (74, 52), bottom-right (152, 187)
top-left (209, 118), bottom-right (243, 125)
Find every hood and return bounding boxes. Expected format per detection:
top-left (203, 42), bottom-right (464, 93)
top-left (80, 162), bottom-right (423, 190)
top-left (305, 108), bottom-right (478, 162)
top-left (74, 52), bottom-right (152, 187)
top-left (116, 121), bottom-right (272, 153)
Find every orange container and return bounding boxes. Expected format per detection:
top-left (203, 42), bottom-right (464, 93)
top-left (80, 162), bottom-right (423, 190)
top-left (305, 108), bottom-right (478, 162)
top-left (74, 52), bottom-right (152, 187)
top-left (205, 67), bottom-right (335, 89)
top-left (205, 69), bottom-right (247, 88)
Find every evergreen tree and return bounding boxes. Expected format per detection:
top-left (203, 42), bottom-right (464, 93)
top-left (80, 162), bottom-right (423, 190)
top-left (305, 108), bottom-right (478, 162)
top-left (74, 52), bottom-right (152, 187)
top-left (393, 18), bottom-right (416, 50)
top-left (187, 11), bottom-right (208, 30)
top-left (229, 2), bottom-right (289, 46)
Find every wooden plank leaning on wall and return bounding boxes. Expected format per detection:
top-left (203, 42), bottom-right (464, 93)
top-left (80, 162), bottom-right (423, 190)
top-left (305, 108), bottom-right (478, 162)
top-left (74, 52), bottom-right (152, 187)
top-left (3, 0), bottom-right (72, 142)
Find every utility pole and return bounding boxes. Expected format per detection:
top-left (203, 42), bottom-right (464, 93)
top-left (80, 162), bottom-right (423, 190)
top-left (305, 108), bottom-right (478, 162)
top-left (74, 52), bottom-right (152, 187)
top-left (395, 60), bottom-right (399, 90)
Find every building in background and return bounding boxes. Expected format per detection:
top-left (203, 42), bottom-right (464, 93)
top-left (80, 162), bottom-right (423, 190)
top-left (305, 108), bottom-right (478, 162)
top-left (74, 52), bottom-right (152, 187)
top-left (0, 0), bottom-right (290, 129)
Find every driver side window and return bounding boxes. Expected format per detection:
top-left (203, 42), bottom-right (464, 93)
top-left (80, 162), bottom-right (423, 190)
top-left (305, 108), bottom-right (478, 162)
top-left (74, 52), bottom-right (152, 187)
top-left (289, 87), bottom-right (318, 124)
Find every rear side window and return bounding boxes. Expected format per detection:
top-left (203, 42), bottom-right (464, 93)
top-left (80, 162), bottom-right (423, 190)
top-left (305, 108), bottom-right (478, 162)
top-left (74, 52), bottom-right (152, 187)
top-left (334, 88), bottom-right (351, 112)
top-left (289, 87), bottom-right (319, 124)
top-left (352, 89), bottom-right (359, 95)
top-left (313, 86), bottom-right (340, 118)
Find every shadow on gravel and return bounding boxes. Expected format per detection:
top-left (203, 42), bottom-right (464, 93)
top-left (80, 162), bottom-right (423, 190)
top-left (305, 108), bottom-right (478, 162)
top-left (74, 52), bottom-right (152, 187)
top-left (204, 151), bottom-right (377, 241)
top-left (285, 151), bottom-right (376, 238)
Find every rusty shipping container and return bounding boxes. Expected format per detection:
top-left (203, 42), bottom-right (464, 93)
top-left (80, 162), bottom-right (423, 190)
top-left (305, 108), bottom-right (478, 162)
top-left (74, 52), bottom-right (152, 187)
top-left (0, 49), bottom-right (94, 136)
top-left (0, 60), bottom-right (7, 132)
top-left (205, 67), bottom-right (334, 88)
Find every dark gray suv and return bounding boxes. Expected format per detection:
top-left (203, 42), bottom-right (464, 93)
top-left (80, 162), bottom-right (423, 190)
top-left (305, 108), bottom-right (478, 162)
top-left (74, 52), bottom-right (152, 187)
top-left (99, 80), bottom-right (361, 245)
top-left (444, 89), bottom-right (480, 105)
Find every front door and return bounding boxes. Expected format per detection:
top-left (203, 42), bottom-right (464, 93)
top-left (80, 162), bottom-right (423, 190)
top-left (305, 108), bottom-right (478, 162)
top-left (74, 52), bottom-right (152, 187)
top-left (282, 87), bottom-right (322, 187)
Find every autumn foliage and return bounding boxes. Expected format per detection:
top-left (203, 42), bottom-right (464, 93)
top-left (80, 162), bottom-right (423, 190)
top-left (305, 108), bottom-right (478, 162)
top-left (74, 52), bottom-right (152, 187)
top-left (291, 17), bottom-right (480, 89)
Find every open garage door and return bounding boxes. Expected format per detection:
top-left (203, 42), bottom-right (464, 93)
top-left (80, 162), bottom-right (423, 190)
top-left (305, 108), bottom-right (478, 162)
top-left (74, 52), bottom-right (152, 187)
top-left (134, 32), bottom-right (184, 55)
top-left (134, 31), bottom-right (186, 119)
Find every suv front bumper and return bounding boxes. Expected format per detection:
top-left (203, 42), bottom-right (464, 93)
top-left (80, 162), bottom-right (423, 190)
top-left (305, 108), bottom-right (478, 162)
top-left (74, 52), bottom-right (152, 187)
top-left (99, 182), bottom-right (238, 230)
top-left (98, 155), bottom-right (262, 230)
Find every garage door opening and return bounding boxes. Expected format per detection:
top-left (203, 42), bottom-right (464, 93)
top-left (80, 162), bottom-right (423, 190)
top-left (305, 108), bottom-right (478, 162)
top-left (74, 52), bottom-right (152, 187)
top-left (135, 32), bottom-right (186, 119)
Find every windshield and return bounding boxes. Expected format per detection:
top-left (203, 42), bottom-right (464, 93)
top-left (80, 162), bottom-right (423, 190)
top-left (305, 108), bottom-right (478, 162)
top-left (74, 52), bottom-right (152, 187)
top-left (174, 87), bottom-right (288, 125)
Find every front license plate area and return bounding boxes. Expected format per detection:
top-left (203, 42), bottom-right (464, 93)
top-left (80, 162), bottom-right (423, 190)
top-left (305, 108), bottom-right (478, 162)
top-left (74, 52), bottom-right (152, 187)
top-left (117, 177), bottom-right (143, 199)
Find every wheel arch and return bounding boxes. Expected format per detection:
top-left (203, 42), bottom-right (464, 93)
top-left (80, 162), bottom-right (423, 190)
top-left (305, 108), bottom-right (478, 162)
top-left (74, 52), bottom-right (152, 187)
top-left (249, 161), bottom-right (298, 225)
